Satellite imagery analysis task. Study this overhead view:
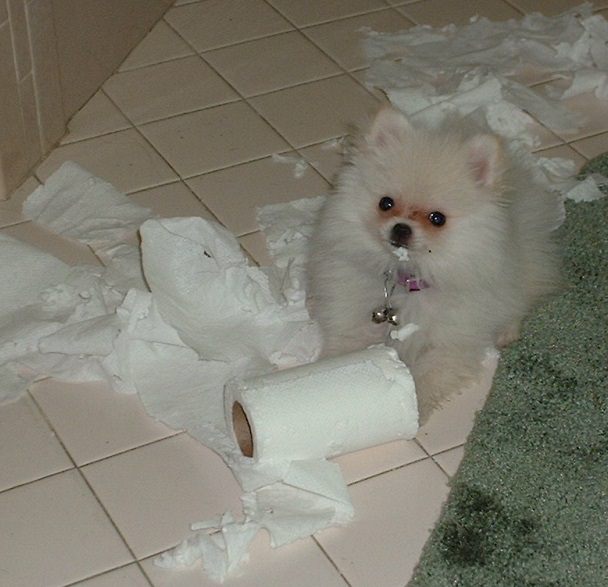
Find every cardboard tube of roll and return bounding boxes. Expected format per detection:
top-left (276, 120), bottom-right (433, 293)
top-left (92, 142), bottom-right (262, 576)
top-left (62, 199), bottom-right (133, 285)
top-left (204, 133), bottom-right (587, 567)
top-left (225, 345), bottom-right (418, 462)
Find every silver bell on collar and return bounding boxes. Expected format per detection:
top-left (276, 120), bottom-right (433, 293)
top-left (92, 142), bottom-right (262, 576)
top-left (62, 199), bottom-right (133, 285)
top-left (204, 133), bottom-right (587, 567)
top-left (371, 305), bottom-right (400, 326)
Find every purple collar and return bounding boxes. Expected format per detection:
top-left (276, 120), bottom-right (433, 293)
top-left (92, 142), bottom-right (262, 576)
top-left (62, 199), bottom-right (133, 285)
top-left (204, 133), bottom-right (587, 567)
top-left (396, 270), bottom-right (430, 292)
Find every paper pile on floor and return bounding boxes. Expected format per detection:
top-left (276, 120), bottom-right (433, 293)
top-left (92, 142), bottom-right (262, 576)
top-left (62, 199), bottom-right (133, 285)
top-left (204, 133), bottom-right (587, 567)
top-left (1, 162), bottom-right (420, 581)
top-left (364, 2), bottom-right (608, 202)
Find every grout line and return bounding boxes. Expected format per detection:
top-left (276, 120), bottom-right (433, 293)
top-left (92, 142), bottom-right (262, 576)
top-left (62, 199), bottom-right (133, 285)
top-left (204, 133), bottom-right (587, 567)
top-left (25, 391), bottom-right (145, 573)
top-left (62, 560), bottom-right (154, 587)
top-left (312, 536), bottom-right (354, 587)
top-left (346, 452), bottom-right (431, 487)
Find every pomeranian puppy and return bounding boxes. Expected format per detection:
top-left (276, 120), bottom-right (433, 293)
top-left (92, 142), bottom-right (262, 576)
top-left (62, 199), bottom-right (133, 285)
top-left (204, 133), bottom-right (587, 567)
top-left (308, 107), bottom-right (561, 421)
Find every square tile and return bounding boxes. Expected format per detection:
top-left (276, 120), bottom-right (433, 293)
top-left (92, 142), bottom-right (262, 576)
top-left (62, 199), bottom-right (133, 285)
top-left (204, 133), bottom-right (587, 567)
top-left (433, 445), bottom-right (465, 477)
top-left (139, 101), bottom-right (288, 178)
top-left (2, 222), bottom-right (101, 266)
top-left (165, 0), bottom-right (293, 52)
top-left (0, 393), bottom-right (73, 491)
top-left (71, 564), bottom-right (150, 587)
top-left (333, 439), bottom-right (427, 485)
top-left (142, 534), bottom-right (348, 587)
top-left (571, 132), bottom-right (608, 160)
top-left (316, 459), bottom-right (450, 587)
top-left (0, 470), bottom-right (132, 586)
top-left (507, 0), bottom-right (607, 15)
top-left (238, 231), bottom-right (272, 266)
top-left (536, 143), bottom-right (587, 171)
top-left (119, 20), bottom-right (195, 71)
top-left (61, 90), bottom-right (131, 144)
top-left (129, 181), bottom-right (216, 220)
top-left (0, 176), bottom-right (39, 228)
top-left (268, 0), bottom-right (388, 26)
top-left (298, 139), bottom-right (346, 183)
top-left (35, 128), bottom-right (178, 194)
top-left (416, 353), bottom-right (497, 455)
top-left (30, 379), bottom-right (177, 466)
top-left (250, 75), bottom-right (379, 148)
top-left (535, 80), bottom-right (608, 142)
top-left (81, 434), bottom-right (244, 558)
top-left (104, 56), bottom-right (238, 124)
top-left (204, 31), bottom-right (340, 97)
top-left (303, 9), bottom-right (413, 71)
top-left (186, 155), bottom-right (329, 236)
top-left (397, 0), bottom-right (520, 26)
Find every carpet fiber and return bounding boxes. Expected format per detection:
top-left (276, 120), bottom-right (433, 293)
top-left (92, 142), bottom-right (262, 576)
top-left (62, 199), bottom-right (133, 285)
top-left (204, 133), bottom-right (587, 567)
top-left (410, 161), bottom-right (608, 586)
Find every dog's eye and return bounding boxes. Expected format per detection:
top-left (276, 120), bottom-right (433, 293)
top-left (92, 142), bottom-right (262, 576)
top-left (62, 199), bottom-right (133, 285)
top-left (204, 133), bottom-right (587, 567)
top-left (428, 211), bottom-right (446, 226)
top-left (378, 196), bottom-right (395, 211)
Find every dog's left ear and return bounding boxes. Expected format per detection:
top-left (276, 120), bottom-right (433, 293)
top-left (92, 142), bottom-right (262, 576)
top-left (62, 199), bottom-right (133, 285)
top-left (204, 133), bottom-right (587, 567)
top-left (466, 134), bottom-right (503, 187)
top-left (367, 106), bottom-right (412, 147)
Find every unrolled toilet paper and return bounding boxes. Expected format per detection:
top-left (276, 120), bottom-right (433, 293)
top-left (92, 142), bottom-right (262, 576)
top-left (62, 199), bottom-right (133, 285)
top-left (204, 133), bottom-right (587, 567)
top-left (226, 346), bottom-right (418, 463)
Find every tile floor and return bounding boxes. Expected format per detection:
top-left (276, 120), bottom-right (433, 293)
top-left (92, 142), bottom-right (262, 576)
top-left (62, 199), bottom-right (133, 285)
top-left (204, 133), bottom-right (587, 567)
top-left (2, 1), bottom-right (608, 586)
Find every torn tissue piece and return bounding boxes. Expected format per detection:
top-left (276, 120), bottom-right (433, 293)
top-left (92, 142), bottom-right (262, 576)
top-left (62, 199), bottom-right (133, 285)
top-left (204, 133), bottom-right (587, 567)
top-left (364, 4), bottom-right (607, 142)
top-left (271, 153), bottom-right (310, 178)
top-left (392, 246), bottom-right (409, 261)
top-left (140, 217), bottom-right (315, 366)
top-left (390, 323), bottom-right (420, 342)
top-left (227, 345), bottom-right (418, 463)
top-left (24, 161), bottom-right (153, 247)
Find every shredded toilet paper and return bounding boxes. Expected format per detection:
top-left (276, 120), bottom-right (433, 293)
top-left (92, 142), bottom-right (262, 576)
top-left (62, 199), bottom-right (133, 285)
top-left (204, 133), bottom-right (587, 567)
top-left (364, 2), bottom-right (608, 201)
top-left (3, 5), bottom-right (608, 582)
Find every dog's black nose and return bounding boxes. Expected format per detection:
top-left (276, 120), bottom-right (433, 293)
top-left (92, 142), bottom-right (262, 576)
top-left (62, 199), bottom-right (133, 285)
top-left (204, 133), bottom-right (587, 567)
top-left (390, 223), bottom-right (412, 247)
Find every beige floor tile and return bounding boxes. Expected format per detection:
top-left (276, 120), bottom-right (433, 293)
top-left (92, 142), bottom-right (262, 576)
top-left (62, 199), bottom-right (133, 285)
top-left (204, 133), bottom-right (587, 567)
top-left (165, 0), bottom-right (293, 52)
top-left (30, 379), bottom-right (177, 466)
top-left (536, 81), bottom-right (608, 142)
top-left (249, 75), bottom-right (379, 148)
top-left (298, 138), bottom-right (347, 183)
top-left (129, 181), bottom-right (216, 220)
top-left (119, 20), bottom-right (195, 72)
top-left (536, 143), bottom-right (588, 171)
top-left (333, 439), bottom-right (428, 485)
top-left (316, 459), bottom-right (449, 587)
top-left (416, 354), bottom-right (497, 455)
top-left (507, 0), bottom-right (607, 15)
top-left (35, 128), bottom-right (178, 194)
top-left (104, 56), bottom-right (238, 125)
top-left (0, 176), bottom-right (39, 228)
top-left (204, 31), bottom-right (341, 97)
top-left (0, 393), bottom-right (73, 491)
top-left (142, 534), bottom-right (348, 587)
top-left (433, 445), bottom-right (465, 477)
top-left (140, 101), bottom-right (289, 178)
top-left (2, 221), bottom-right (101, 266)
top-left (0, 470), bottom-right (132, 587)
top-left (303, 8), bottom-right (413, 71)
top-left (238, 231), bottom-right (273, 266)
top-left (72, 564), bottom-right (150, 587)
top-left (268, 0), bottom-right (388, 26)
top-left (397, 0), bottom-right (521, 26)
top-left (570, 132), bottom-right (608, 160)
top-left (61, 90), bottom-right (131, 144)
top-left (81, 434), bottom-right (243, 558)
top-left (186, 155), bottom-right (329, 236)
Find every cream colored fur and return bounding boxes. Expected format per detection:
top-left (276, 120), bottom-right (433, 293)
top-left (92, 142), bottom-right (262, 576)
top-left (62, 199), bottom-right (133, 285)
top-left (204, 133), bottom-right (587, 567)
top-left (308, 107), bottom-right (561, 422)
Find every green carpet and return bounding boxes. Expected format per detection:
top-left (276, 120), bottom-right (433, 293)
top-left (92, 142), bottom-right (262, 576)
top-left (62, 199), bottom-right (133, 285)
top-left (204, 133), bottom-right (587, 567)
top-left (409, 159), bottom-right (608, 587)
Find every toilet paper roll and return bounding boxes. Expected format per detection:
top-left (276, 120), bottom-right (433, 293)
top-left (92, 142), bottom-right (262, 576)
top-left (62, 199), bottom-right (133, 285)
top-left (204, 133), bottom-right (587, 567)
top-left (225, 345), bottom-right (418, 462)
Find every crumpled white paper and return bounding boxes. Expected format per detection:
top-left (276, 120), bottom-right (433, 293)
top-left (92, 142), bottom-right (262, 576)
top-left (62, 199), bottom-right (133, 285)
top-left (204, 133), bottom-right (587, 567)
top-left (363, 3), bottom-right (608, 201)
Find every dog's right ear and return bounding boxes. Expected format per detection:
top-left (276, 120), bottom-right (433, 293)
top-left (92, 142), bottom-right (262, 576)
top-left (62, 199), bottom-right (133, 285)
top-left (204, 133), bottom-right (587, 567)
top-left (367, 107), bottom-right (411, 147)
